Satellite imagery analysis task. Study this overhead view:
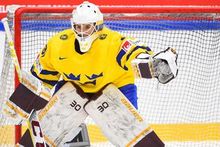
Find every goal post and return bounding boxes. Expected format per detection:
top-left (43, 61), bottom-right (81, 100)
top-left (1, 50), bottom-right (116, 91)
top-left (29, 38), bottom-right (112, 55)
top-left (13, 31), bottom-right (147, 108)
top-left (1, 5), bottom-right (220, 146)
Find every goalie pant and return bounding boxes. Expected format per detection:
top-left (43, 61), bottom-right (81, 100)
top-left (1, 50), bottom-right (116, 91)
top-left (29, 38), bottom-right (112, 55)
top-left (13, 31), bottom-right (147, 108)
top-left (8, 82), bottom-right (164, 147)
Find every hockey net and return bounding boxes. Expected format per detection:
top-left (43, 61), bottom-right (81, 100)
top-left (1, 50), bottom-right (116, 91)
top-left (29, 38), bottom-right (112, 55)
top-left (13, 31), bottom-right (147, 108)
top-left (1, 6), bottom-right (220, 146)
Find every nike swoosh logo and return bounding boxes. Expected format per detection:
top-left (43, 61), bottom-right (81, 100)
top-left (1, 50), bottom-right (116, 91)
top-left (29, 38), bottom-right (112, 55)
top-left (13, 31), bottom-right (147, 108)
top-left (59, 57), bottom-right (67, 60)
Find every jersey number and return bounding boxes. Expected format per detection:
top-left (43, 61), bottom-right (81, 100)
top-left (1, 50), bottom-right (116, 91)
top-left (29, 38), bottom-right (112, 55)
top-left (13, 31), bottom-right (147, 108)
top-left (70, 100), bottom-right (82, 111)
top-left (97, 102), bottom-right (109, 113)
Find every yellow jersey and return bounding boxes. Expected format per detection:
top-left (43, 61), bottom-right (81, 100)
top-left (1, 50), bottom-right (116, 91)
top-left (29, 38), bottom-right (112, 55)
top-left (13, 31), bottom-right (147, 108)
top-left (31, 27), bottom-right (154, 93)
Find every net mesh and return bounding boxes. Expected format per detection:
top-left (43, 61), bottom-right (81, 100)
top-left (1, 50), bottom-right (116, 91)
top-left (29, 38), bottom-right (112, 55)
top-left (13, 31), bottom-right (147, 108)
top-left (0, 8), bottom-right (220, 146)
top-left (0, 32), bottom-right (16, 146)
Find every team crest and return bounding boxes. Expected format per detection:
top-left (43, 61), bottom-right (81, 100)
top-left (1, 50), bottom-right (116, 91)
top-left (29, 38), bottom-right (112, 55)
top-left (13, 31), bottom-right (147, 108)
top-left (60, 34), bottom-right (68, 40)
top-left (85, 72), bottom-right (103, 80)
top-left (64, 73), bottom-right (80, 81)
top-left (99, 34), bottom-right (107, 40)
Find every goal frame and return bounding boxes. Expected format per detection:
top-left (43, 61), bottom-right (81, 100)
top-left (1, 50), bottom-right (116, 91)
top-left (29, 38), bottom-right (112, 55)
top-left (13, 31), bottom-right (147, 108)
top-left (10, 5), bottom-right (220, 145)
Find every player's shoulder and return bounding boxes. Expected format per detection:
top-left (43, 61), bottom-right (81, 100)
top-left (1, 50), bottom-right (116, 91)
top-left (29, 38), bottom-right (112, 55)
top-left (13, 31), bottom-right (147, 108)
top-left (102, 27), bottom-right (140, 47)
top-left (49, 29), bottom-right (74, 42)
top-left (100, 27), bottom-right (123, 41)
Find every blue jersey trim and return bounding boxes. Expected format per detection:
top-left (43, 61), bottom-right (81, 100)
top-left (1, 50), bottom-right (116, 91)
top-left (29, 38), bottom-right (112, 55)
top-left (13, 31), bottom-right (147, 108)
top-left (40, 69), bottom-right (59, 75)
top-left (116, 49), bottom-right (127, 69)
top-left (0, 22), bottom-right (4, 31)
top-left (30, 67), bottom-right (58, 87)
top-left (119, 84), bottom-right (138, 109)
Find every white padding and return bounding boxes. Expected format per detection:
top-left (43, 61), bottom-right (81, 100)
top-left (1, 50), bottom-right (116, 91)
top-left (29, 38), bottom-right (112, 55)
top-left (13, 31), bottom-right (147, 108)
top-left (38, 82), bottom-right (88, 146)
top-left (154, 48), bottom-right (178, 77)
top-left (84, 84), bottom-right (152, 147)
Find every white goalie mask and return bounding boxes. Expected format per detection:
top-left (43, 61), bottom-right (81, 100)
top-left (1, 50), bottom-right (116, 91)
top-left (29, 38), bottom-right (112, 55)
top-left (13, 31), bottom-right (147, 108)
top-left (71, 1), bottom-right (104, 52)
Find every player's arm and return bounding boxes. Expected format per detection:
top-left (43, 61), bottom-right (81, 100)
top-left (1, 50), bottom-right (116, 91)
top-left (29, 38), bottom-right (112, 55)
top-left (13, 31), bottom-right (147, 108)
top-left (116, 37), bottom-right (154, 71)
top-left (30, 40), bottom-right (61, 89)
top-left (116, 37), bottom-right (178, 84)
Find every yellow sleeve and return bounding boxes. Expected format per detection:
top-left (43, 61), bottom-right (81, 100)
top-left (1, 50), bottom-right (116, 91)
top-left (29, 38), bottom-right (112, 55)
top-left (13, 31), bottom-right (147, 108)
top-left (30, 39), bottom-right (60, 89)
top-left (116, 37), bottom-right (154, 70)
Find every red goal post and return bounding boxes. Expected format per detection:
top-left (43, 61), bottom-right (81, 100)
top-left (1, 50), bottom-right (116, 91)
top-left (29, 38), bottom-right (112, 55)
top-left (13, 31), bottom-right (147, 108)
top-left (1, 5), bottom-right (220, 146)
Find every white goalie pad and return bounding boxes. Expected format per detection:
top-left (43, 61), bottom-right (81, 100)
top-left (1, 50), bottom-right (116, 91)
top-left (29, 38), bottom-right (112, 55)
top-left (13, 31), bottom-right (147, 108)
top-left (84, 84), bottom-right (153, 147)
top-left (38, 82), bottom-right (88, 146)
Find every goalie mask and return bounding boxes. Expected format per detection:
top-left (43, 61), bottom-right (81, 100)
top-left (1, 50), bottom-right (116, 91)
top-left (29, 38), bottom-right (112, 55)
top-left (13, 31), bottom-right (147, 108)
top-left (71, 1), bottom-right (104, 52)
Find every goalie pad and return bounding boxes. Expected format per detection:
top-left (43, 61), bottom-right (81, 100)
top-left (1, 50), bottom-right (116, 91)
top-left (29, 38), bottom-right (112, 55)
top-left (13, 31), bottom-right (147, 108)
top-left (84, 84), bottom-right (163, 147)
top-left (37, 82), bottom-right (89, 146)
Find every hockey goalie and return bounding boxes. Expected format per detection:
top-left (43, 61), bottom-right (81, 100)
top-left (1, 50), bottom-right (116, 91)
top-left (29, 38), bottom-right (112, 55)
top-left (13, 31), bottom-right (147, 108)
top-left (3, 1), bottom-right (178, 147)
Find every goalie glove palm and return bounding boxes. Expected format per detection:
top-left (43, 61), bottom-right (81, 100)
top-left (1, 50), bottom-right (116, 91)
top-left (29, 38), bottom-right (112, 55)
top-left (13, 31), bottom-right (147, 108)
top-left (131, 47), bottom-right (178, 84)
top-left (153, 59), bottom-right (174, 84)
top-left (153, 47), bottom-right (178, 84)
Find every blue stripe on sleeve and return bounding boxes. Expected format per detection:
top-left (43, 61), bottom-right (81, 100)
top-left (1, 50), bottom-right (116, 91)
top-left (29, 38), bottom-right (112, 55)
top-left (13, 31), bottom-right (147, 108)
top-left (126, 46), bottom-right (152, 60)
top-left (40, 69), bottom-right (59, 75)
top-left (116, 49), bottom-right (128, 70)
top-left (30, 67), bottom-right (58, 87)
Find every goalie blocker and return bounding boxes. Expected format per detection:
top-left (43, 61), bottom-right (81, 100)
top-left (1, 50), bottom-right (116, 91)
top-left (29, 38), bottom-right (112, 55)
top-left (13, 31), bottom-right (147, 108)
top-left (6, 82), bottom-right (89, 146)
